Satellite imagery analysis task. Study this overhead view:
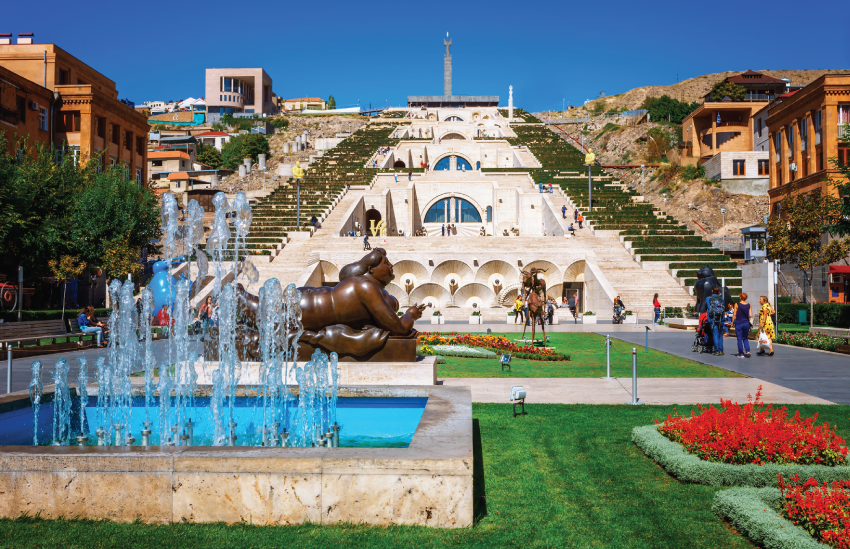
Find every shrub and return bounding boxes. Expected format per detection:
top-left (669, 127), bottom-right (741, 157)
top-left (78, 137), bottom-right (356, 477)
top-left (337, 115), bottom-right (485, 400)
top-left (270, 117), bottom-right (289, 129)
top-left (775, 331), bottom-right (845, 352)
top-left (657, 386), bottom-right (848, 466)
top-left (778, 474), bottom-right (850, 548)
top-left (220, 133), bottom-right (270, 170)
top-left (681, 163), bottom-right (705, 181)
top-left (779, 303), bottom-right (850, 327)
top-left (430, 345), bottom-right (497, 359)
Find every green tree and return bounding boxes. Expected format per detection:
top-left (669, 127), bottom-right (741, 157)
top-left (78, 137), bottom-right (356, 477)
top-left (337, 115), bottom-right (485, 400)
top-left (640, 95), bottom-right (700, 124)
top-left (71, 167), bottom-right (161, 276)
top-left (708, 81), bottom-right (747, 102)
top-left (270, 117), bottom-right (289, 129)
top-left (644, 127), bottom-right (673, 163)
top-left (196, 142), bottom-right (222, 168)
top-left (589, 100), bottom-right (606, 115)
top-left (826, 134), bottom-right (850, 237)
top-left (220, 133), bottom-right (270, 170)
top-left (766, 189), bottom-right (850, 326)
top-left (328, 95), bottom-right (336, 109)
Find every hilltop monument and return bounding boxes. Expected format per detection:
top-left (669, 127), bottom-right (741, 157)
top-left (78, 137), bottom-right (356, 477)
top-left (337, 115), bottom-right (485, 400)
top-left (444, 32), bottom-right (452, 97)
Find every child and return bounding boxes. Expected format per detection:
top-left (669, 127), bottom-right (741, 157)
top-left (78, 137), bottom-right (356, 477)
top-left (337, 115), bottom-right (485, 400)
top-left (724, 302), bottom-right (734, 337)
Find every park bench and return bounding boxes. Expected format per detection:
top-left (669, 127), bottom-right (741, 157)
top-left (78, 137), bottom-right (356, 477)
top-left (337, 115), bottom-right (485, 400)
top-left (0, 319), bottom-right (97, 359)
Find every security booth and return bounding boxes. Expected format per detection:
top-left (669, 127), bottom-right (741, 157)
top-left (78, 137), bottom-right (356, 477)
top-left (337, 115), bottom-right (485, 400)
top-left (741, 226), bottom-right (766, 263)
top-left (828, 265), bottom-right (850, 304)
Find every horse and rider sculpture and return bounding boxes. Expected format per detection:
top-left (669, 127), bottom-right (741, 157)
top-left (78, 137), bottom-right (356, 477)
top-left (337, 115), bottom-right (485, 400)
top-left (520, 267), bottom-right (548, 344)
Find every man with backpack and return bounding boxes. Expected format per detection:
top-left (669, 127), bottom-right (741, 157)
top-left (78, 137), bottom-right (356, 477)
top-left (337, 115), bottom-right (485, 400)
top-left (707, 286), bottom-right (725, 356)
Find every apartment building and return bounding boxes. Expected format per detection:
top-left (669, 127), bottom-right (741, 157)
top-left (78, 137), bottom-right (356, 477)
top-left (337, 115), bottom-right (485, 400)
top-left (0, 34), bottom-right (150, 183)
top-left (0, 63), bottom-right (53, 155)
top-left (766, 74), bottom-right (850, 214)
top-left (282, 97), bottom-right (326, 112)
top-left (205, 68), bottom-right (276, 119)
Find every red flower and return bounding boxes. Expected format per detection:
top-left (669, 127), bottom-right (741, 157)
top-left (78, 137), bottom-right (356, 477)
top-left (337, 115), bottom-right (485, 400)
top-left (779, 474), bottom-right (850, 548)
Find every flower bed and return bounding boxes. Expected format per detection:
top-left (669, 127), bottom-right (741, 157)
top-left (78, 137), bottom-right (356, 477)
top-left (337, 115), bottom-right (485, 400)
top-left (712, 487), bottom-right (825, 548)
top-left (776, 331), bottom-right (846, 353)
top-left (657, 387), bottom-right (848, 466)
top-left (778, 475), bottom-right (850, 548)
top-left (417, 333), bottom-right (569, 361)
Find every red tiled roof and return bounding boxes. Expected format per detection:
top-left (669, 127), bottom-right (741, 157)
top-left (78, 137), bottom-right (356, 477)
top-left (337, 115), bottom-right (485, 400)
top-left (148, 150), bottom-right (190, 160)
top-left (194, 131), bottom-right (229, 137)
top-left (725, 70), bottom-right (786, 85)
top-left (167, 172), bottom-right (190, 179)
top-left (779, 90), bottom-right (800, 98)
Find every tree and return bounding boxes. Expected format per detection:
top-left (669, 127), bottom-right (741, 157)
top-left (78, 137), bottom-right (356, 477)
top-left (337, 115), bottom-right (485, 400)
top-left (640, 95), bottom-right (700, 124)
top-left (708, 81), bottom-right (747, 102)
top-left (644, 127), bottom-right (673, 163)
top-left (825, 134), bottom-right (850, 237)
top-left (220, 133), bottom-right (270, 170)
top-left (196, 142), bottom-right (222, 169)
top-left (48, 254), bottom-right (86, 320)
top-left (328, 95), bottom-right (336, 109)
top-left (589, 100), bottom-right (606, 115)
top-left (766, 189), bottom-right (850, 326)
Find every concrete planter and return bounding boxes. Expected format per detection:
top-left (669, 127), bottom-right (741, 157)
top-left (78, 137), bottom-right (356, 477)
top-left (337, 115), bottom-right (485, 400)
top-left (624, 315), bottom-right (637, 324)
top-left (582, 315), bottom-right (597, 324)
top-left (468, 315), bottom-right (481, 324)
top-left (430, 316), bottom-right (444, 325)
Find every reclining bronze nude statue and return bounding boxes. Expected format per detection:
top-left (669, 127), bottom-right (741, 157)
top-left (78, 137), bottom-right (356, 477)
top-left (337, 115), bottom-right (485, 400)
top-left (205, 248), bottom-right (426, 362)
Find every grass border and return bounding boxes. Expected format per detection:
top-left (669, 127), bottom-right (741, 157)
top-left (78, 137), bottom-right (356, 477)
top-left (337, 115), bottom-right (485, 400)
top-left (632, 424), bottom-right (850, 487)
top-left (712, 487), bottom-right (826, 548)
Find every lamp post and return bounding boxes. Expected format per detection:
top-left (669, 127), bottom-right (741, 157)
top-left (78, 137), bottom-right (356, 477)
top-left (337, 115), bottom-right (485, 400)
top-left (721, 207), bottom-right (727, 253)
top-left (641, 164), bottom-right (645, 196)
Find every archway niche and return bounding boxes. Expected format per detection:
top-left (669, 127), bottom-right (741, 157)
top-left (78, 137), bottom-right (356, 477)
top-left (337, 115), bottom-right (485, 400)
top-left (393, 160), bottom-right (406, 168)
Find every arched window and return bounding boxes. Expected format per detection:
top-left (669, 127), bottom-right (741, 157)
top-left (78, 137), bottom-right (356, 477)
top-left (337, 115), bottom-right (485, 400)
top-left (486, 206), bottom-right (492, 222)
top-left (476, 161), bottom-right (481, 170)
top-left (434, 157), bottom-right (451, 170)
top-left (456, 157), bottom-right (472, 171)
top-left (445, 115), bottom-right (463, 122)
top-left (424, 198), bottom-right (482, 223)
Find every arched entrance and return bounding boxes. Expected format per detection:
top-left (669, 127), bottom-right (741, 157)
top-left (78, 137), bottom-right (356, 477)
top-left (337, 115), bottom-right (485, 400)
top-left (434, 157), bottom-right (451, 171)
top-left (441, 132), bottom-right (465, 140)
top-left (456, 157), bottom-right (472, 171)
top-left (365, 208), bottom-right (382, 227)
top-left (393, 160), bottom-right (406, 168)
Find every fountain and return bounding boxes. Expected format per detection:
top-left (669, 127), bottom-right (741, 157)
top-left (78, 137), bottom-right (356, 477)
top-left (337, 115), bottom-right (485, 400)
top-left (0, 191), bottom-right (471, 528)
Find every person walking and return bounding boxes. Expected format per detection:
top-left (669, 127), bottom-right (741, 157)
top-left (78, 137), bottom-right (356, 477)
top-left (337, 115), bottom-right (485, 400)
top-left (408, 171), bottom-right (412, 181)
top-left (514, 296), bottom-right (524, 324)
top-left (733, 293), bottom-right (754, 358)
top-left (393, 172), bottom-right (398, 183)
top-left (562, 204), bottom-right (567, 219)
top-left (363, 233), bottom-right (371, 251)
top-left (568, 294), bottom-right (577, 320)
top-left (653, 293), bottom-right (661, 324)
top-left (707, 287), bottom-right (725, 356)
top-left (441, 224), bottom-right (446, 237)
top-left (577, 213), bottom-right (584, 229)
top-left (574, 209), bottom-right (578, 222)
top-left (757, 296), bottom-right (776, 356)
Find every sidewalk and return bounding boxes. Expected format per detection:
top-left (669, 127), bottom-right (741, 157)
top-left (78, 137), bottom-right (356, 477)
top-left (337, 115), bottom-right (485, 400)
top-left (440, 377), bottom-right (833, 405)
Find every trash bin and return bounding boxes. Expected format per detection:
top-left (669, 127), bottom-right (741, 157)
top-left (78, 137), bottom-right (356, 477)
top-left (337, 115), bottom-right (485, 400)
top-left (798, 309), bottom-right (807, 325)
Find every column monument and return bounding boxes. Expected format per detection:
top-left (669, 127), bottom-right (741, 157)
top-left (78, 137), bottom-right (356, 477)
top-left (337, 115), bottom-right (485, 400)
top-left (444, 33), bottom-right (452, 97)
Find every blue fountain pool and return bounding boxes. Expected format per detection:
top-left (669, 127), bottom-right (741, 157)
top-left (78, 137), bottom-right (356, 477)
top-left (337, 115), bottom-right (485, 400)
top-left (0, 395), bottom-right (428, 448)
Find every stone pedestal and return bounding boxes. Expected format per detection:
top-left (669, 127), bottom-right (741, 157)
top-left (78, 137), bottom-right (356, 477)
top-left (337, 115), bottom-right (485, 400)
top-left (258, 154), bottom-right (266, 171)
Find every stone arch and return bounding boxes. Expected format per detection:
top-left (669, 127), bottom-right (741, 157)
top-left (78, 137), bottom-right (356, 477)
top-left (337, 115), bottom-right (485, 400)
top-left (429, 152), bottom-right (475, 173)
top-left (441, 132), bottom-right (466, 140)
top-left (498, 283), bottom-right (522, 306)
top-left (444, 115), bottom-right (464, 122)
top-left (393, 260), bottom-right (429, 292)
top-left (421, 192), bottom-right (486, 225)
top-left (454, 283), bottom-right (497, 309)
top-left (365, 208), bottom-right (382, 226)
top-left (393, 160), bottom-right (406, 168)
top-left (563, 260), bottom-right (586, 282)
top-left (318, 261), bottom-right (339, 285)
top-left (431, 260), bottom-right (474, 288)
top-left (524, 260), bottom-right (561, 290)
top-left (475, 260), bottom-right (518, 295)
top-left (427, 113), bottom-right (437, 121)
top-left (409, 283), bottom-right (451, 308)
top-left (384, 282), bottom-right (407, 306)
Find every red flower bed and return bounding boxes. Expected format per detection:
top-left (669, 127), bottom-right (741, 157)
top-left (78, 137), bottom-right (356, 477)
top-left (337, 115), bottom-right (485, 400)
top-left (417, 332), bottom-right (555, 356)
top-left (779, 474), bottom-right (850, 548)
top-left (656, 387), bottom-right (848, 466)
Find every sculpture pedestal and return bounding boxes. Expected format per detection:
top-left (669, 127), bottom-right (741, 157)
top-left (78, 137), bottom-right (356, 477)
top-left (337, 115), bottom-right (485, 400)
top-left (297, 336), bottom-right (418, 362)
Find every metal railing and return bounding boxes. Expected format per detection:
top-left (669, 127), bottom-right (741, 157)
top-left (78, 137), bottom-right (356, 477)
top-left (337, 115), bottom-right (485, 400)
top-left (709, 236), bottom-right (744, 251)
top-left (778, 270), bottom-right (802, 302)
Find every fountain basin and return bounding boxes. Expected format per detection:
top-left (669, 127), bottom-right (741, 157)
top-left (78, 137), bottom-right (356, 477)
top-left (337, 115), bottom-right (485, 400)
top-left (0, 385), bottom-right (472, 527)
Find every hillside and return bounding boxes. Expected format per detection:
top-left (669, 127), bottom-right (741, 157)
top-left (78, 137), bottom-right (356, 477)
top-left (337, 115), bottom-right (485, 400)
top-left (584, 69), bottom-right (850, 112)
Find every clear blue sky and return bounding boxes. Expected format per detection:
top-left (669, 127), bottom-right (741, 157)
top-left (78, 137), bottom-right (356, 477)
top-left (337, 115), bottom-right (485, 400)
top-left (7, 0), bottom-right (848, 112)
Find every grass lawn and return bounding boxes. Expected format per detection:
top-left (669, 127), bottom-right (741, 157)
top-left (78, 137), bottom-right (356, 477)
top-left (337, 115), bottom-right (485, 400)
top-left (7, 404), bottom-right (849, 548)
top-left (435, 332), bottom-right (744, 378)
top-left (777, 323), bottom-right (829, 333)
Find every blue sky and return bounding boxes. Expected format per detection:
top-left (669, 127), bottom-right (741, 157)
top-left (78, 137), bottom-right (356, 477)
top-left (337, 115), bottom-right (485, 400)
top-left (6, 0), bottom-right (848, 112)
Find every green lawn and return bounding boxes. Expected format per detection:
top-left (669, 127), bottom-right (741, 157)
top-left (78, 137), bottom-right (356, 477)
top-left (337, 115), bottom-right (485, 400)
top-left (777, 323), bottom-right (829, 333)
top-left (8, 404), bottom-right (849, 548)
top-left (435, 332), bottom-right (744, 378)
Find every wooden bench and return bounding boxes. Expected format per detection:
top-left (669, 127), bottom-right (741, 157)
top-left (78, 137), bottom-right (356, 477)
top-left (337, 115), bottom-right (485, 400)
top-left (0, 319), bottom-right (97, 358)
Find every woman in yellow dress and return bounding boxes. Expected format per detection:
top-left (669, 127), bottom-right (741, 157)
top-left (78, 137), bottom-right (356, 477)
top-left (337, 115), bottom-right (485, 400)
top-left (514, 296), bottom-right (524, 325)
top-left (757, 296), bottom-right (776, 356)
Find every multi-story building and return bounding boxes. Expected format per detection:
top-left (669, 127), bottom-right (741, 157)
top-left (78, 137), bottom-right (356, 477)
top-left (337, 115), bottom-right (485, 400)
top-left (0, 63), bottom-right (54, 155)
top-left (766, 74), bottom-right (850, 215)
top-left (205, 68), bottom-right (276, 120)
top-left (195, 130), bottom-right (231, 151)
top-left (0, 34), bottom-right (149, 183)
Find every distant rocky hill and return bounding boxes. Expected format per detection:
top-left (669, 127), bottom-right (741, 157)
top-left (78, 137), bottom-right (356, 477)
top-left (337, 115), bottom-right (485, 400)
top-left (587, 69), bottom-right (850, 112)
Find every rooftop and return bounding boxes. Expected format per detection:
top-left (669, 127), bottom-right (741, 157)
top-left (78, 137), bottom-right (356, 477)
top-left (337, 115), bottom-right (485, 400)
top-left (285, 97), bottom-right (324, 102)
top-left (148, 151), bottom-right (191, 160)
top-left (725, 70), bottom-right (786, 85)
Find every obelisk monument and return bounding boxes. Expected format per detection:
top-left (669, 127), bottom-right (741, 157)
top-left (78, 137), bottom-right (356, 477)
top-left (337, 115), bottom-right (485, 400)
top-left (444, 32), bottom-right (452, 97)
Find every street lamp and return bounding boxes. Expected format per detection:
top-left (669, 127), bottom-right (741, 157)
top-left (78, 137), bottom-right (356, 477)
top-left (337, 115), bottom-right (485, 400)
top-left (721, 207), bottom-right (727, 253)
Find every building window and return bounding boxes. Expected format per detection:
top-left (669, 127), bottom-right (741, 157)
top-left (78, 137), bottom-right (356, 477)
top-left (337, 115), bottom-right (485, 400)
top-left (733, 159), bottom-right (745, 176)
top-left (97, 117), bottom-right (106, 139)
top-left (175, 181), bottom-right (181, 189)
top-left (756, 118), bottom-right (762, 138)
top-left (16, 96), bottom-right (25, 123)
top-left (136, 168), bottom-right (142, 184)
top-left (758, 159), bottom-right (769, 176)
top-left (223, 78), bottom-right (231, 92)
top-left (111, 124), bottom-right (120, 145)
top-left (814, 110), bottom-right (822, 145)
top-left (38, 107), bottom-right (47, 131)
top-left (786, 126), bottom-right (793, 157)
top-left (57, 111), bottom-right (81, 132)
top-left (774, 132), bottom-right (781, 154)
top-left (486, 206), bottom-right (492, 223)
top-left (58, 69), bottom-right (69, 85)
top-left (152, 160), bottom-right (163, 167)
top-left (801, 119), bottom-right (808, 150)
top-left (136, 136), bottom-right (144, 155)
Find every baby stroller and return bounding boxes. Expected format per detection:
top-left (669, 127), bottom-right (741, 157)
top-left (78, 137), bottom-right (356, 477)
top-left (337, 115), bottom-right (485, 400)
top-left (612, 305), bottom-right (625, 324)
top-left (692, 312), bottom-right (713, 354)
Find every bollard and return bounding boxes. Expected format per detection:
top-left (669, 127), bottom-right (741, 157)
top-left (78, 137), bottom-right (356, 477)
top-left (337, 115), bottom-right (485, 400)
top-left (600, 335), bottom-right (615, 379)
top-left (331, 422), bottom-right (340, 447)
top-left (645, 326), bottom-right (650, 351)
top-left (113, 424), bottom-right (124, 447)
top-left (625, 348), bottom-right (644, 405)
top-left (141, 420), bottom-right (152, 447)
top-left (6, 346), bottom-right (10, 394)
top-left (96, 428), bottom-right (106, 446)
top-left (635, 310), bottom-right (639, 329)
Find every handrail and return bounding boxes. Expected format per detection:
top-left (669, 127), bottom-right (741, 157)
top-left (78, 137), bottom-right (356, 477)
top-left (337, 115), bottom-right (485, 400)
top-left (550, 125), bottom-right (588, 152)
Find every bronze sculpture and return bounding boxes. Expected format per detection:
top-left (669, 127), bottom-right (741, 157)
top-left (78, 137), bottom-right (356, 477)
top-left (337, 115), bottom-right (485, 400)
top-left (693, 266), bottom-right (732, 314)
top-left (205, 248), bottom-right (426, 362)
top-left (520, 268), bottom-right (547, 343)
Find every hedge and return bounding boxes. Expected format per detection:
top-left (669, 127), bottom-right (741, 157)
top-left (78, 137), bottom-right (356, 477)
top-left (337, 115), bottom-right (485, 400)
top-left (0, 308), bottom-right (112, 323)
top-left (778, 303), bottom-right (850, 328)
top-left (632, 424), bottom-right (850, 487)
top-left (712, 488), bottom-right (826, 549)
top-left (430, 345), bottom-right (498, 359)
